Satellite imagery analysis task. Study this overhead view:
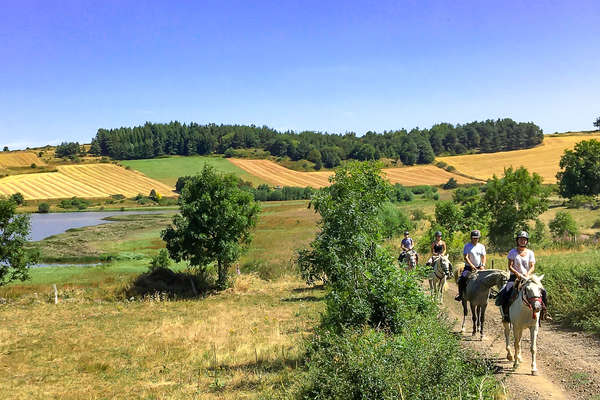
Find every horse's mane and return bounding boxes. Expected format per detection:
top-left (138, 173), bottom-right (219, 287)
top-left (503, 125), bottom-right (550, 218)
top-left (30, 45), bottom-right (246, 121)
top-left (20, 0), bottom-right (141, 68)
top-left (524, 274), bottom-right (544, 288)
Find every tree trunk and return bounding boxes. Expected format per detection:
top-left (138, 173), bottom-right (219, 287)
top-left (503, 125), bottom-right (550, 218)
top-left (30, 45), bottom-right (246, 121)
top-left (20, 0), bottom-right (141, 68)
top-left (217, 260), bottom-right (228, 289)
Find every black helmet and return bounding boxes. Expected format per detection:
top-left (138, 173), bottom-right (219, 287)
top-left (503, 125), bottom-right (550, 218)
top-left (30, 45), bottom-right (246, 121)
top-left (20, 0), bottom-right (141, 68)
top-left (470, 230), bottom-right (481, 238)
top-left (516, 231), bottom-right (529, 241)
top-left (404, 231), bottom-right (410, 235)
top-left (435, 231), bottom-right (442, 237)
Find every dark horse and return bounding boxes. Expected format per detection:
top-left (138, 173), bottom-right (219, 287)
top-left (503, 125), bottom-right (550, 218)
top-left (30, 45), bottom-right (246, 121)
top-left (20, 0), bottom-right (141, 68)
top-left (460, 269), bottom-right (509, 339)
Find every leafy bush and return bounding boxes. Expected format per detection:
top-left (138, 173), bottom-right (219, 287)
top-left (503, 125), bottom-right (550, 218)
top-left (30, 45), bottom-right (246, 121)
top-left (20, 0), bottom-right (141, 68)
top-left (111, 194), bottom-right (125, 200)
top-left (410, 208), bottom-right (426, 221)
top-left (443, 177), bottom-right (457, 189)
top-left (566, 194), bottom-right (598, 209)
top-left (445, 165), bottom-right (456, 172)
top-left (149, 249), bottom-right (171, 272)
top-left (410, 185), bottom-right (437, 195)
top-left (592, 219), bottom-right (600, 229)
top-left (10, 192), bottom-right (25, 205)
top-left (30, 163), bottom-right (36, 169)
top-left (452, 186), bottom-right (479, 204)
top-left (55, 141), bottom-right (81, 158)
top-left (59, 197), bottom-right (90, 210)
top-left (390, 183), bottom-right (414, 202)
top-left (377, 202), bottom-right (413, 239)
top-left (297, 322), bottom-right (497, 400)
top-left (38, 203), bottom-right (50, 213)
top-left (549, 211), bottom-right (578, 239)
top-left (149, 189), bottom-right (161, 202)
top-left (537, 252), bottom-right (600, 333)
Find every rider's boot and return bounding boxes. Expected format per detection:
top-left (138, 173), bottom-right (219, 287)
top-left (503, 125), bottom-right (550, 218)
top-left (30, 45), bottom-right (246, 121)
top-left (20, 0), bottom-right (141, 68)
top-left (454, 276), bottom-right (464, 301)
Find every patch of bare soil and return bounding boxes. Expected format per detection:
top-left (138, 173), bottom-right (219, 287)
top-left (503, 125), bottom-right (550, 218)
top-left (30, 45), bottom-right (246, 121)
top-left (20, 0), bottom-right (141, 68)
top-left (439, 282), bottom-right (600, 400)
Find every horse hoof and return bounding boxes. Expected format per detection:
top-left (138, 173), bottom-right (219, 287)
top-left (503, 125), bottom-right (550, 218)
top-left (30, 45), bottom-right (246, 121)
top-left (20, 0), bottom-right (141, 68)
top-left (507, 353), bottom-right (513, 361)
top-left (532, 370), bottom-right (538, 376)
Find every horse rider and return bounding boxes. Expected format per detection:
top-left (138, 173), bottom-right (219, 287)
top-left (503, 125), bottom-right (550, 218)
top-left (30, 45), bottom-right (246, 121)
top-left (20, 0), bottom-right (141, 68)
top-left (455, 229), bottom-right (486, 301)
top-left (495, 231), bottom-right (548, 322)
top-left (426, 231), bottom-right (447, 267)
top-left (398, 231), bottom-right (415, 264)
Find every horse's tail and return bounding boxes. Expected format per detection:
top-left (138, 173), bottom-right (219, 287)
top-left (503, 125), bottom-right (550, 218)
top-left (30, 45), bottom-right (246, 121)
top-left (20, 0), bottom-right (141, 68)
top-left (454, 262), bottom-right (465, 283)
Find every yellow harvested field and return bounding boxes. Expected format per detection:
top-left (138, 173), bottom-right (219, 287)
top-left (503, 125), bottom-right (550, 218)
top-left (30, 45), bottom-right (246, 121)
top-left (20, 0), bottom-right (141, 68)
top-left (436, 133), bottom-right (600, 182)
top-left (0, 152), bottom-right (45, 168)
top-left (229, 159), bottom-right (480, 187)
top-left (0, 164), bottom-right (175, 200)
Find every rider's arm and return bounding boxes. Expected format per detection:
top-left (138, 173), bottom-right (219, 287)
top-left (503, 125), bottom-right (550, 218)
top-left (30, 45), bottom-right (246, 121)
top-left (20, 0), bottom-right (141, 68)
top-left (441, 241), bottom-right (447, 256)
top-left (526, 261), bottom-right (535, 278)
top-left (480, 253), bottom-right (486, 269)
top-left (464, 253), bottom-right (475, 270)
top-left (508, 258), bottom-right (525, 280)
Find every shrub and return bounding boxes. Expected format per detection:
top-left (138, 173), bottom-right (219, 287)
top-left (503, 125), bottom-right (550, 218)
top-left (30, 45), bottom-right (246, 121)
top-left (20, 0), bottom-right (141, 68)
top-left (566, 194), bottom-right (598, 209)
top-left (411, 185), bottom-right (436, 195)
top-left (549, 211), bottom-right (578, 239)
top-left (111, 194), bottom-right (125, 200)
top-left (10, 192), bottom-right (25, 205)
top-left (149, 249), bottom-right (172, 272)
top-left (38, 203), bottom-right (50, 213)
top-left (435, 160), bottom-right (447, 168)
top-left (442, 177), bottom-right (458, 189)
top-left (452, 186), bottom-right (479, 204)
top-left (445, 165), bottom-right (456, 172)
top-left (390, 183), bottom-right (413, 202)
top-left (59, 197), bottom-right (90, 210)
top-left (30, 163), bottom-right (36, 169)
top-left (378, 202), bottom-right (413, 239)
top-left (592, 219), bottom-right (600, 229)
top-left (223, 148), bottom-right (235, 158)
top-left (410, 208), bottom-right (426, 221)
top-left (149, 189), bottom-right (161, 202)
top-left (297, 322), bottom-right (497, 400)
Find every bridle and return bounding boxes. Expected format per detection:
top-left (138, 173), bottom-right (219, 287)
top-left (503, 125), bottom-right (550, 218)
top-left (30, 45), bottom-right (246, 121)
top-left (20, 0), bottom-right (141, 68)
top-left (521, 281), bottom-right (544, 320)
top-left (432, 256), bottom-right (448, 280)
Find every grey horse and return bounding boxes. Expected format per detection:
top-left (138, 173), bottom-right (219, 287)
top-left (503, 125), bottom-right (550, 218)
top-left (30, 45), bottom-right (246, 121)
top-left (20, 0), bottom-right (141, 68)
top-left (460, 269), bottom-right (509, 339)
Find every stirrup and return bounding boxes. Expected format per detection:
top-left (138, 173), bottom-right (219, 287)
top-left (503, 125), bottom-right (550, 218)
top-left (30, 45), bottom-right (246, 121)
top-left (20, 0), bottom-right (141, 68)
top-left (454, 294), bottom-right (462, 301)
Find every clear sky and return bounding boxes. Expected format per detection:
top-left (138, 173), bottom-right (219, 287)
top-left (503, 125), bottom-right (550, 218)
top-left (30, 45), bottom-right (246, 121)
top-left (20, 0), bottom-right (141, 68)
top-left (1, 0), bottom-right (599, 149)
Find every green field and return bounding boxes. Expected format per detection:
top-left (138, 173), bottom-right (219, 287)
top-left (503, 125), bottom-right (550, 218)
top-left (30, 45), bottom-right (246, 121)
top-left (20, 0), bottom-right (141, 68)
top-left (121, 156), bottom-right (268, 186)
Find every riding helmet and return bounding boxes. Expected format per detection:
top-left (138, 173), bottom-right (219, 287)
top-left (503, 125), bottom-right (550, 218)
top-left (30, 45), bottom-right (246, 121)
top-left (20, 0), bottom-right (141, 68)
top-left (470, 229), bottom-right (481, 238)
top-left (404, 231), bottom-right (410, 235)
top-left (516, 230), bottom-right (529, 242)
top-left (435, 231), bottom-right (442, 237)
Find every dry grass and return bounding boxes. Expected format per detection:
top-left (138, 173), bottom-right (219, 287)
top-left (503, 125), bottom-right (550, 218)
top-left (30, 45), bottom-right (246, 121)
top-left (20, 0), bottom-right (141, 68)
top-left (229, 159), bottom-right (479, 188)
top-left (0, 276), bottom-right (324, 399)
top-left (436, 132), bottom-right (600, 182)
top-left (0, 164), bottom-right (175, 200)
top-left (0, 151), bottom-right (46, 168)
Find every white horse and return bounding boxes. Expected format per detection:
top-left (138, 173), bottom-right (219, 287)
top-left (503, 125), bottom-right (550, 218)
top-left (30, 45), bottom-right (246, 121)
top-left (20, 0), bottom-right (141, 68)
top-left (399, 249), bottom-right (418, 270)
top-left (428, 255), bottom-right (451, 303)
top-left (502, 274), bottom-right (544, 375)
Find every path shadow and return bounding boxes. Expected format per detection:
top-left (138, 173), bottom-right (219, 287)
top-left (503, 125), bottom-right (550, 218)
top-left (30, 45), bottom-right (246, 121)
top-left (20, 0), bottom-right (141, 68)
top-left (292, 284), bottom-right (325, 293)
top-left (281, 295), bottom-right (322, 302)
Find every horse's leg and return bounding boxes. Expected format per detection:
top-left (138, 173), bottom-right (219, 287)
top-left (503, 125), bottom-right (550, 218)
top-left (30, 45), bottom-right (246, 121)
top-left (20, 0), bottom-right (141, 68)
top-left (530, 322), bottom-right (539, 375)
top-left (461, 300), bottom-right (468, 333)
top-left (439, 277), bottom-right (446, 304)
top-left (503, 320), bottom-right (513, 361)
top-left (513, 327), bottom-right (523, 369)
top-left (471, 304), bottom-right (478, 336)
top-left (479, 304), bottom-right (487, 340)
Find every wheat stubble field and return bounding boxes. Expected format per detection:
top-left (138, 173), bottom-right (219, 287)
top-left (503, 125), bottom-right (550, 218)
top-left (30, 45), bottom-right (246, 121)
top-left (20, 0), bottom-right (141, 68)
top-left (0, 164), bottom-right (174, 200)
top-left (436, 132), bottom-right (600, 182)
top-left (0, 152), bottom-right (46, 168)
top-left (229, 159), bottom-right (480, 187)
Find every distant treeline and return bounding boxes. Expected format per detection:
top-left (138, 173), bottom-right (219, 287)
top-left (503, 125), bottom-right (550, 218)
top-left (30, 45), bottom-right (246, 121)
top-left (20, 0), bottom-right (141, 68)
top-left (90, 119), bottom-right (544, 166)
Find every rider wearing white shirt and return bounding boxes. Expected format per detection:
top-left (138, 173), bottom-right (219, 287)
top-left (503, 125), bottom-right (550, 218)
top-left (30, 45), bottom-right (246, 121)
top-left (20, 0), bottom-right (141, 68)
top-left (455, 230), bottom-right (486, 301)
top-left (496, 231), bottom-right (547, 322)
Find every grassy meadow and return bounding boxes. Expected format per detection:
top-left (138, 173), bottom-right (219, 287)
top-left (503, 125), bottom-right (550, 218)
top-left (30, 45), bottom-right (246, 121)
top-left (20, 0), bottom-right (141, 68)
top-left (0, 201), bottom-right (324, 399)
top-left (121, 156), bottom-right (269, 186)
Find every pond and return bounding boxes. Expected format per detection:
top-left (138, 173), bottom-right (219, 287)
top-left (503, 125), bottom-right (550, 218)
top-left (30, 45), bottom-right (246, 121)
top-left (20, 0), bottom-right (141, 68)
top-left (28, 210), bottom-right (172, 242)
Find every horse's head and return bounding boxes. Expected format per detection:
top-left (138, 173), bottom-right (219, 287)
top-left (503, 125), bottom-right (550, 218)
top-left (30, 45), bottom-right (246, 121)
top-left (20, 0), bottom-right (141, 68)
top-left (437, 255), bottom-right (451, 275)
top-left (522, 274), bottom-right (544, 312)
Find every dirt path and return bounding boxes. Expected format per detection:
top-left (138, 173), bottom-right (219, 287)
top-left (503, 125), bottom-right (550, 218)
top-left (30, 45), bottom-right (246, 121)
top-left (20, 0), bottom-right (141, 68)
top-left (440, 282), bottom-right (600, 400)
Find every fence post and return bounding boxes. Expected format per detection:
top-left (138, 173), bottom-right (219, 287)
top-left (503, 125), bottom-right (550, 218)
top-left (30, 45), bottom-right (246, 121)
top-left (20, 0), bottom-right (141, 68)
top-left (52, 284), bottom-right (58, 304)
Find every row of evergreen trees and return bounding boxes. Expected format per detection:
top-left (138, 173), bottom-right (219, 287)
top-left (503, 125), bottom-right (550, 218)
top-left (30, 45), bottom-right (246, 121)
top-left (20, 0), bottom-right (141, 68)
top-left (89, 119), bottom-right (543, 166)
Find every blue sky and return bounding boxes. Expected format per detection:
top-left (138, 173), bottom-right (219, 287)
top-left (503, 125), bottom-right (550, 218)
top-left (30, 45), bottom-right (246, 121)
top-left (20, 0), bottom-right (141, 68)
top-left (1, 0), bottom-right (599, 149)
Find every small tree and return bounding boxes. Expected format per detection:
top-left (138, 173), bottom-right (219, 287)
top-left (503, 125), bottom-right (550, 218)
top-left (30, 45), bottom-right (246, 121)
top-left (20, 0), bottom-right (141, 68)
top-left (161, 165), bottom-right (259, 289)
top-left (2, 146), bottom-right (8, 152)
top-left (10, 192), bottom-right (24, 206)
top-left (1, 198), bottom-right (39, 286)
top-left (38, 203), bottom-right (50, 213)
top-left (149, 189), bottom-right (161, 202)
top-left (149, 248), bottom-right (171, 271)
top-left (443, 177), bottom-right (458, 189)
top-left (549, 211), bottom-right (578, 240)
top-left (557, 139), bottom-right (600, 198)
top-left (484, 167), bottom-right (550, 248)
top-left (594, 116), bottom-right (600, 129)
